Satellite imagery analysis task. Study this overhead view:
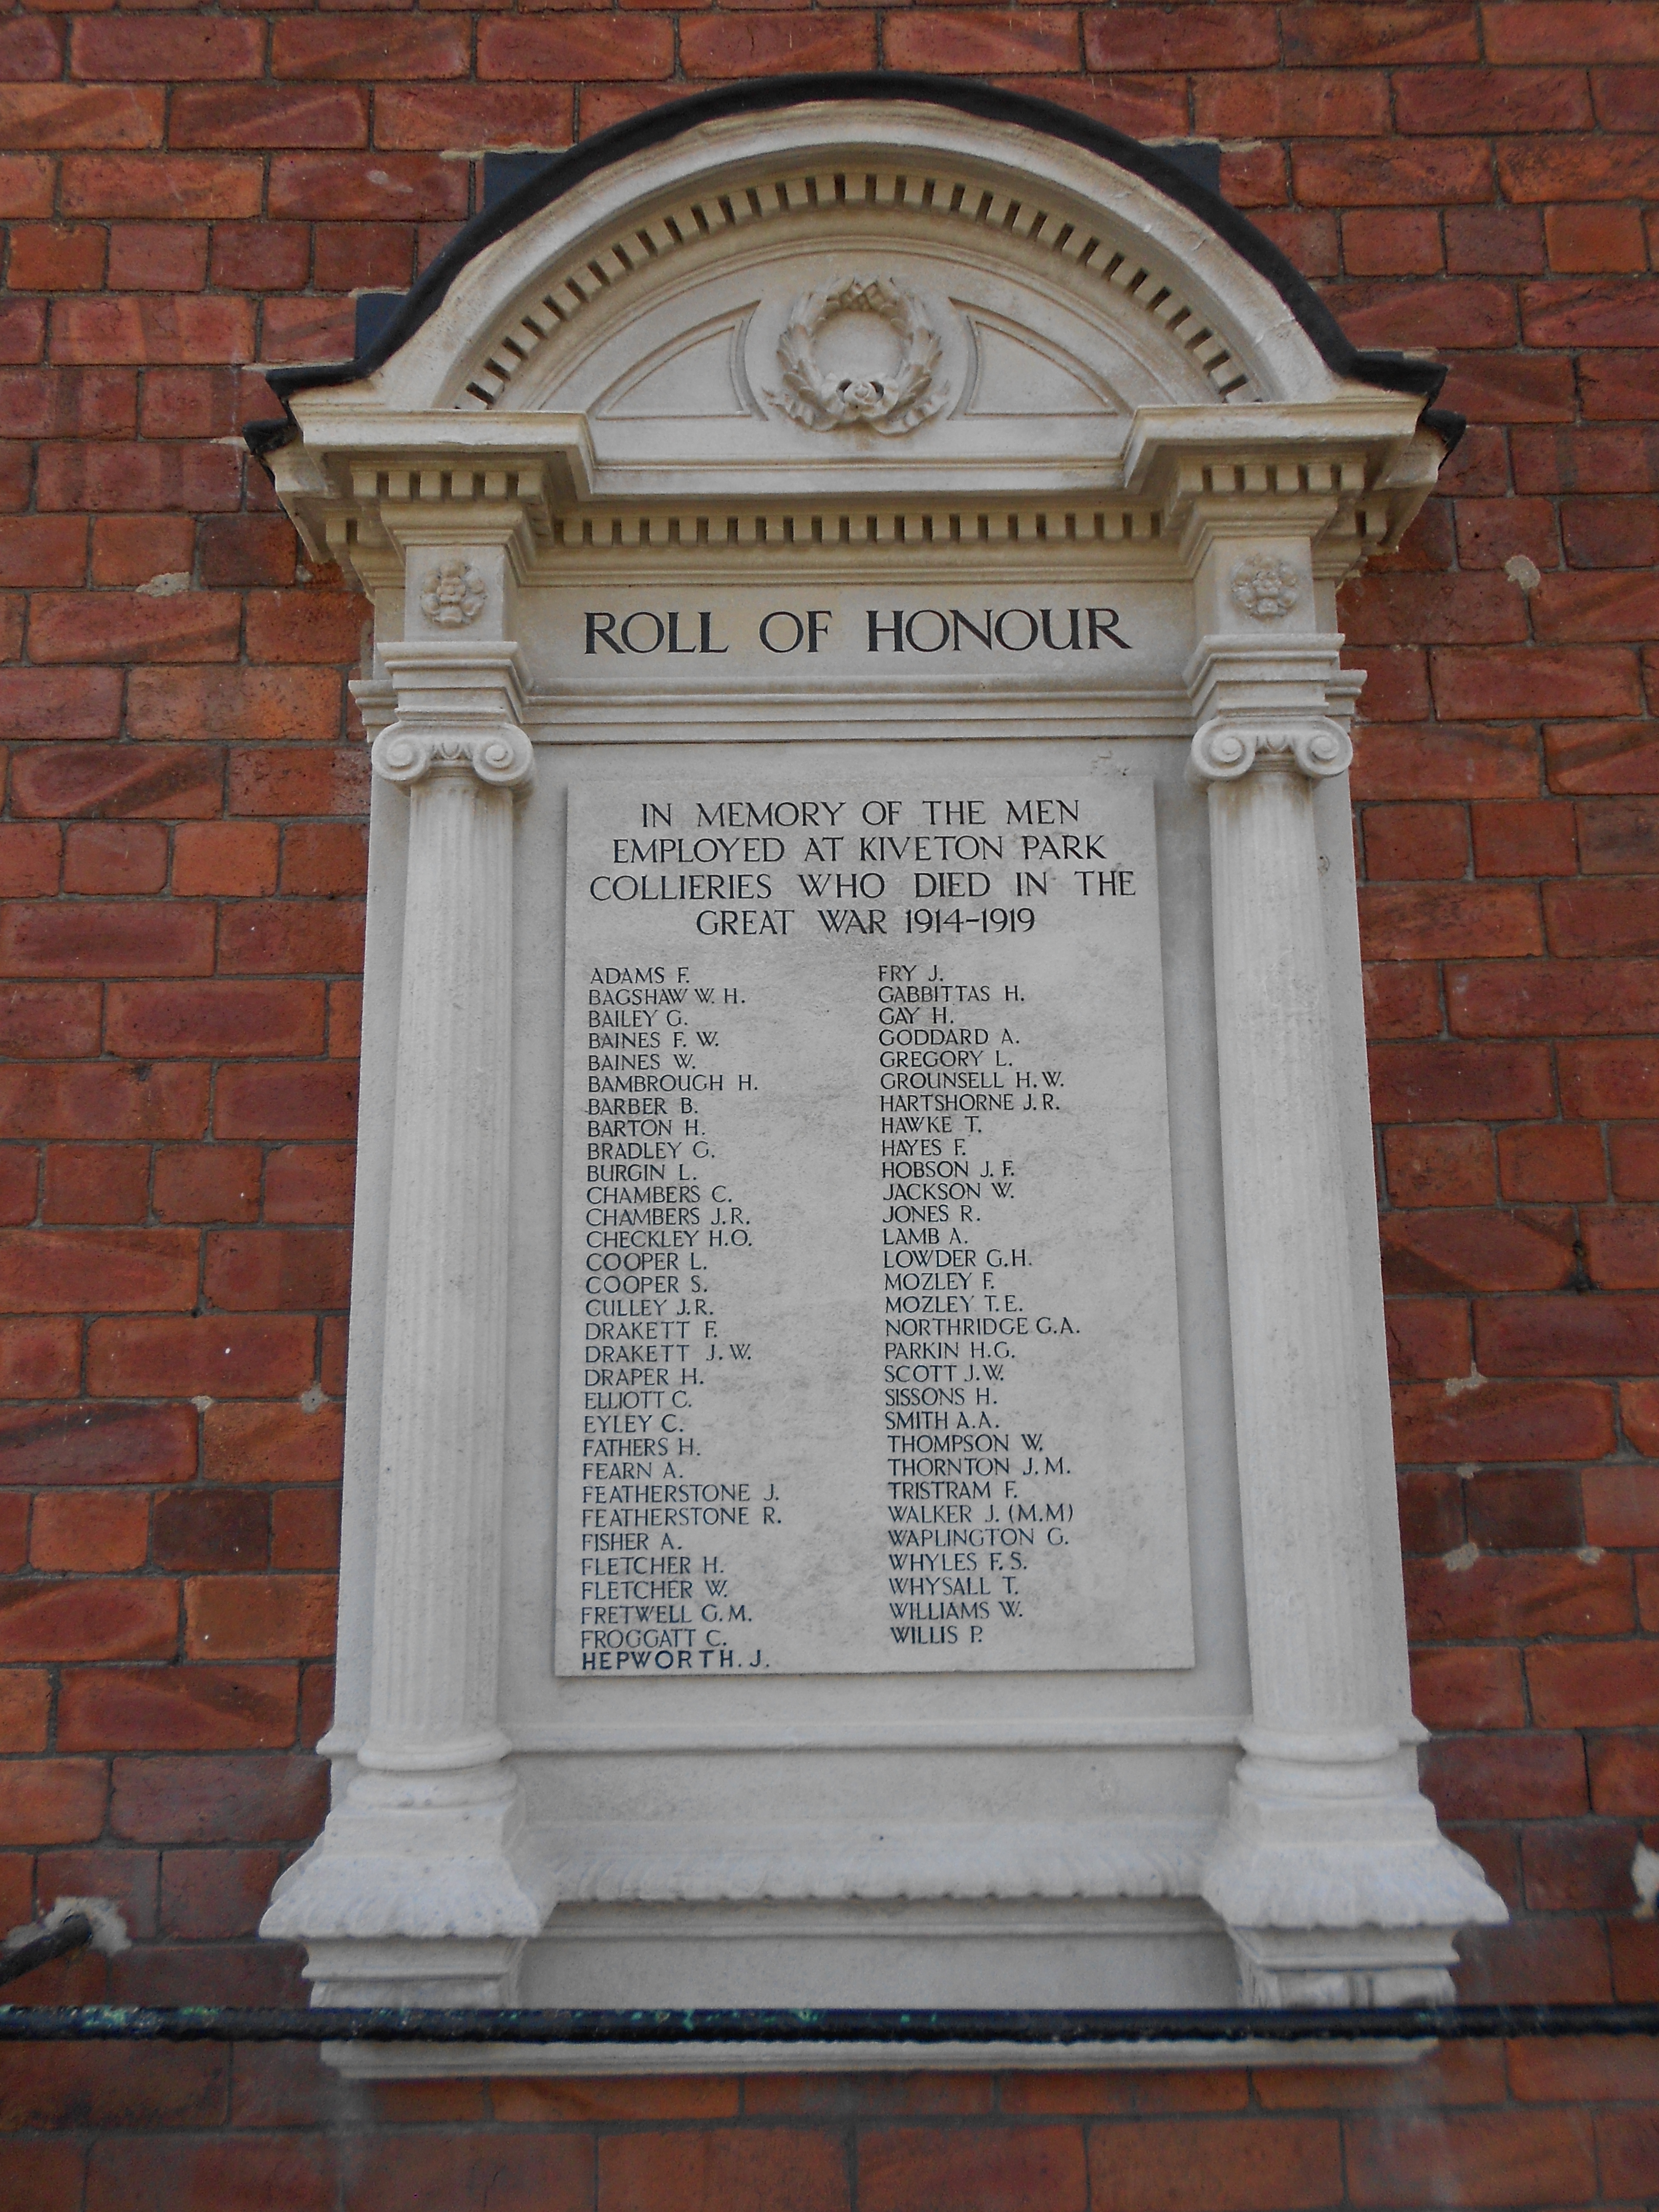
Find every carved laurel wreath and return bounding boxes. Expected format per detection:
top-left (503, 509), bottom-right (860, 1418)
top-left (767, 275), bottom-right (947, 437)
top-left (418, 557), bottom-right (487, 627)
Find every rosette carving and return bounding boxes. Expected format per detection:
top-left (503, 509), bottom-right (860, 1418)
top-left (767, 275), bottom-right (947, 436)
top-left (1229, 553), bottom-right (1302, 623)
top-left (418, 558), bottom-right (487, 628)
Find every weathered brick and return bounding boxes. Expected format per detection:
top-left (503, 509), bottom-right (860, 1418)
top-left (0, 1578), bottom-right (174, 1661)
top-left (1292, 138), bottom-right (1494, 206)
top-left (159, 1846), bottom-right (283, 1940)
top-left (153, 1488), bottom-right (268, 1571)
top-left (40, 1144), bottom-right (150, 1225)
top-left (0, 1758), bottom-right (107, 1845)
top-left (1083, 2117), bottom-right (1338, 2212)
top-left (58, 1664), bottom-right (297, 1750)
top-left (347, 2134), bottom-right (587, 2212)
top-left (480, 15), bottom-right (677, 78)
top-left (1472, 799), bottom-right (1578, 877)
top-left (1478, 1292), bottom-right (1659, 1374)
top-left (28, 588), bottom-right (239, 664)
top-left (1450, 958), bottom-right (1659, 1036)
top-left (1611, 1122), bottom-right (1659, 1196)
top-left (1499, 135), bottom-right (1659, 202)
top-left (1347, 2110), bottom-right (1596, 2208)
top-left (0, 1401), bottom-right (195, 1486)
top-left (0, 900), bottom-right (214, 979)
top-left (204, 1229), bottom-right (350, 1312)
top-left (71, 18), bottom-right (265, 81)
top-left (272, 16), bottom-right (468, 79)
top-left (214, 1062), bottom-right (359, 1139)
top-left (0, 825), bottom-right (61, 897)
top-left (1387, 1296), bottom-right (1472, 1379)
top-left (202, 1399), bottom-right (343, 1484)
top-left (1393, 1377), bottom-right (1615, 1462)
top-left (35, 440), bottom-right (240, 514)
top-left (185, 1575), bottom-right (336, 1661)
top-left (0, 87), bottom-right (163, 151)
top-left (0, 669), bottom-right (122, 743)
top-left (30, 1488), bottom-right (147, 1571)
top-left (52, 295), bottom-right (254, 369)
top-left (1420, 1730), bottom-right (1588, 1819)
top-left (111, 1751), bottom-right (324, 1844)
top-left (1369, 1041), bottom-right (1557, 1122)
top-left (374, 85), bottom-right (574, 153)
top-left (0, 1318), bottom-right (78, 1397)
top-left (1433, 647), bottom-right (1644, 720)
top-left (1394, 64), bottom-right (1593, 133)
top-left (272, 1491), bottom-right (339, 1571)
top-left (1410, 1646), bottom-right (1527, 1730)
top-left (59, 155), bottom-right (262, 221)
top-left (1530, 1641), bottom-right (1659, 1726)
top-left (1477, 1460), bottom-right (1592, 1548)
top-left (1361, 884), bottom-right (1542, 961)
top-left (130, 668), bottom-right (342, 745)
top-left (267, 154), bottom-right (467, 223)
top-left (172, 84), bottom-right (367, 152)
top-left (1498, 1123), bottom-right (1607, 1199)
top-left (1408, 1550), bottom-right (1630, 1640)
top-left (0, 516), bottom-right (86, 587)
top-left (1547, 203), bottom-right (1649, 274)
top-left (61, 821), bottom-right (165, 898)
top-left (1283, 6), bottom-right (1478, 66)
top-left (217, 900), bottom-right (365, 976)
top-left (153, 1145), bottom-right (262, 1225)
top-left (84, 2138), bottom-right (336, 2212)
top-left (88, 1313), bottom-right (313, 1398)
top-left (107, 981), bottom-right (326, 1058)
top-left (1381, 1207), bottom-right (1576, 1292)
top-left (1352, 720), bottom-right (1536, 802)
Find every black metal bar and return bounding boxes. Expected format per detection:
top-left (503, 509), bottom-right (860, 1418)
top-left (0, 1915), bottom-right (94, 1991)
top-left (1, 2001), bottom-right (1658, 2045)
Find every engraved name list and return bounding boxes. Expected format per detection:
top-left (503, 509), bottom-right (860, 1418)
top-left (554, 766), bottom-right (1194, 1680)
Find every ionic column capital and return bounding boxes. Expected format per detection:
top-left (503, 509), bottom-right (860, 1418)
top-left (371, 719), bottom-right (535, 794)
top-left (1186, 714), bottom-right (1353, 789)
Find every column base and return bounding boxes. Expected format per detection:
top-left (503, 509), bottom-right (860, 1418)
top-left (1229, 1926), bottom-right (1461, 2009)
top-left (1201, 1751), bottom-right (1507, 2009)
top-left (261, 1766), bottom-right (554, 2006)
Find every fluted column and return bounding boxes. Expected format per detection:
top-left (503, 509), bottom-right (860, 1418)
top-left (1194, 709), bottom-right (1391, 1759)
top-left (1186, 550), bottom-right (1504, 2007)
top-left (261, 601), bottom-right (554, 2006)
top-left (359, 700), bottom-right (530, 1779)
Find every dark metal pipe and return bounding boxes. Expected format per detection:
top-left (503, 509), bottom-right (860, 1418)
top-left (2, 2001), bottom-right (1658, 2044)
top-left (0, 1915), bottom-right (94, 1991)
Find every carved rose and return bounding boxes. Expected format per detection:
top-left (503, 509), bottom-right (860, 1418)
top-left (418, 557), bottom-right (487, 627)
top-left (1229, 552), bottom-right (1302, 622)
top-left (766, 275), bottom-right (947, 437)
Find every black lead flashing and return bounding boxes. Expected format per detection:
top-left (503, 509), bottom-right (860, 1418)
top-left (2, 2000), bottom-right (1659, 2045)
top-left (248, 73), bottom-right (1459, 453)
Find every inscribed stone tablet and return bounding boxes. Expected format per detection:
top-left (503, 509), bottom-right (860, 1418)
top-left (555, 765), bottom-right (1193, 1677)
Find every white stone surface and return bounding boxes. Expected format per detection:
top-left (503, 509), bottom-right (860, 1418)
top-left (261, 92), bottom-right (1504, 2050)
top-left (557, 767), bottom-right (1190, 1679)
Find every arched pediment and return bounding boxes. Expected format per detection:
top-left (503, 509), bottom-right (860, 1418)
top-left (258, 77), bottom-right (1451, 570)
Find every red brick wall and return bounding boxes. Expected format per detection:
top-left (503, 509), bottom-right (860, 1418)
top-left (3, 3), bottom-right (1658, 2200)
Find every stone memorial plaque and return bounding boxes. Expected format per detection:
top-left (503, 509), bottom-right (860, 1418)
top-left (556, 762), bottom-right (1193, 1678)
top-left (263, 88), bottom-right (1506, 2034)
